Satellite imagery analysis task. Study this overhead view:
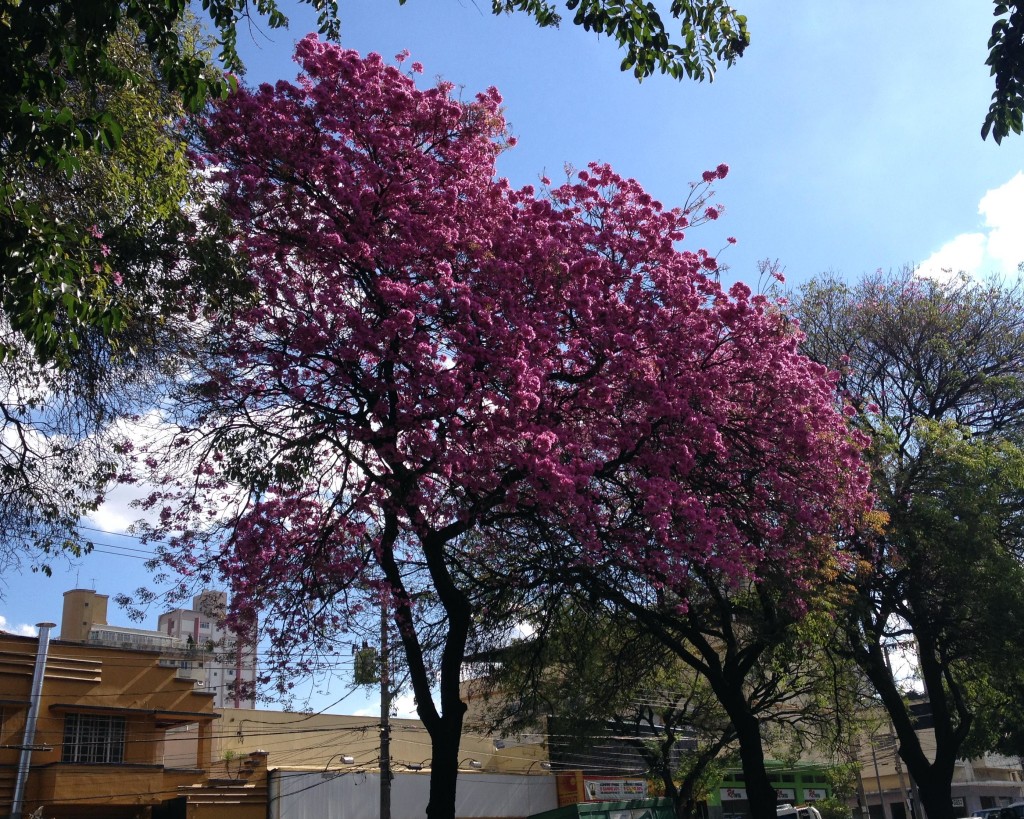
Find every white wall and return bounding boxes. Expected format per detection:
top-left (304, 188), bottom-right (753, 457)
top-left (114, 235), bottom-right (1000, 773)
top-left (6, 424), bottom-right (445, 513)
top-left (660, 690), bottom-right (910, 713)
top-left (269, 770), bottom-right (558, 819)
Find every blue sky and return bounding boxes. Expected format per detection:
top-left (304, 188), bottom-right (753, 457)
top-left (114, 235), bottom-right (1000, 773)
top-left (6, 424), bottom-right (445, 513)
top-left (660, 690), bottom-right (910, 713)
top-left (225, 0), bottom-right (1022, 284)
top-left (2, 0), bottom-right (1022, 714)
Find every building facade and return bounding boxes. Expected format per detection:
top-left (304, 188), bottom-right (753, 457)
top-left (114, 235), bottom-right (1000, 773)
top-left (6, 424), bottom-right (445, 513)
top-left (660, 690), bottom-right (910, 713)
top-left (60, 588), bottom-right (257, 710)
top-left (856, 731), bottom-right (1024, 819)
top-left (157, 592), bottom-right (257, 710)
top-left (712, 764), bottom-right (834, 819)
top-left (210, 707), bottom-right (557, 819)
top-left (0, 626), bottom-right (218, 818)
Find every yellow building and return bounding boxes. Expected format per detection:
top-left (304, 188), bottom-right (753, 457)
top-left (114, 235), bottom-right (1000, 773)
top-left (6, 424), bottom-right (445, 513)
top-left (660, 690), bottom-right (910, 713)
top-left (0, 626), bottom-right (263, 818)
top-left (211, 706), bottom-right (549, 774)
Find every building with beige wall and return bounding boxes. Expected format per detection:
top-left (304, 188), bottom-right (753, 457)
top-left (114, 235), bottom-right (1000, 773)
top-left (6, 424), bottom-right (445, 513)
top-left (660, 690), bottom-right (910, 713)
top-left (60, 588), bottom-right (208, 687)
top-left (158, 592), bottom-right (257, 710)
top-left (206, 707), bottom-right (557, 819)
top-left (61, 588), bottom-right (257, 710)
top-left (0, 627), bottom-right (219, 817)
top-left (856, 730), bottom-right (1024, 819)
top-left (212, 706), bottom-right (549, 775)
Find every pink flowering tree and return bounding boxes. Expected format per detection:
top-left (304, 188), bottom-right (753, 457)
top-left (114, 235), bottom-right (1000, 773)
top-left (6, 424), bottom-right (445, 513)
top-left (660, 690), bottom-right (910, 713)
top-left (134, 36), bottom-right (870, 819)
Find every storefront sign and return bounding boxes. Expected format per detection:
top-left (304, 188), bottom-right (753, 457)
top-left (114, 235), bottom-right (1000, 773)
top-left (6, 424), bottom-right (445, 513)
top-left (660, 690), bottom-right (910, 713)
top-left (804, 789), bottom-right (827, 801)
top-left (584, 778), bottom-right (648, 800)
top-left (776, 789), bottom-right (797, 801)
top-left (721, 788), bottom-right (748, 801)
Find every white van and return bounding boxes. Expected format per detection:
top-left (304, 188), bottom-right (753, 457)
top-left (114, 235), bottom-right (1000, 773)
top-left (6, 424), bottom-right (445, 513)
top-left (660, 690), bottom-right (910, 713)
top-left (777, 804), bottom-right (824, 819)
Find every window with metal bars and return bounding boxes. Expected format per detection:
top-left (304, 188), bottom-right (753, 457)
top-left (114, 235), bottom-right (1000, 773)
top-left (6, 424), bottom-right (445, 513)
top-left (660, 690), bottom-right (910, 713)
top-left (62, 713), bottom-right (126, 763)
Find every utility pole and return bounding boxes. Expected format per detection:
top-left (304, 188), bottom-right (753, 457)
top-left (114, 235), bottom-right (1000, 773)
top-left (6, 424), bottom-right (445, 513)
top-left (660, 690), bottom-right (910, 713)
top-left (893, 754), bottom-right (914, 819)
top-left (852, 739), bottom-right (870, 819)
top-left (380, 598), bottom-right (391, 819)
top-left (871, 741), bottom-right (887, 819)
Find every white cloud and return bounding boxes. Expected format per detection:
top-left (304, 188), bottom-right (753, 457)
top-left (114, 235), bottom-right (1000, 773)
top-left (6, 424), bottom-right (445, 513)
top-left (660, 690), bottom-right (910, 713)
top-left (357, 691), bottom-right (420, 720)
top-left (0, 616), bottom-right (38, 637)
top-left (918, 233), bottom-right (986, 280)
top-left (980, 172), bottom-right (1024, 272)
top-left (392, 692), bottom-right (418, 719)
top-left (85, 409), bottom-right (190, 534)
top-left (88, 482), bottom-right (153, 534)
top-left (919, 172), bottom-right (1024, 281)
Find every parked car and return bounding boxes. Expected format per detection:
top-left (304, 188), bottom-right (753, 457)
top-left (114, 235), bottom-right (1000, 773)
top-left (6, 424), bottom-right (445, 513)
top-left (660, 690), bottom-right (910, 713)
top-left (976, 805), bottom-right (1024, 819)
top-left (777, 805), bottom-right (823, 819)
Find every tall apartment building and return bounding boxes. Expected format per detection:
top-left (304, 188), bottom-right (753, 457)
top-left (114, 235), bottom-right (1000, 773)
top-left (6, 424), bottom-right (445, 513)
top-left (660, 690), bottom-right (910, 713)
top-left (60, 587), bottom-right (258, 709)
top-left (158, 590), bottom-right (258, 710)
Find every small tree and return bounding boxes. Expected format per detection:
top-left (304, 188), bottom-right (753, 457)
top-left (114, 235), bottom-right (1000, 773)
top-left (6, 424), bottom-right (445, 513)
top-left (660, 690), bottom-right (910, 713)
top-left (471, 600), bottom-right (738, 819)
top-left (814, 762), bottom-right (860, 819)
top-left (551, 559), bottom-right (872, 819)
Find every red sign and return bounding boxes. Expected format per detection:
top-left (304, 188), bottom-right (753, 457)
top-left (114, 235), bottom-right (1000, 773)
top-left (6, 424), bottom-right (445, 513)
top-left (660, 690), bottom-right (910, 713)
top-left (556, 772), bottom-right (584, 806)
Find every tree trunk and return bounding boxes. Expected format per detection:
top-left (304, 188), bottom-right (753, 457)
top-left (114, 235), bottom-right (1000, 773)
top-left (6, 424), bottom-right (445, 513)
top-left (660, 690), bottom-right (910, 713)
top-left (425, 709), bottom-right (468, 819)
top-left (698, 642), bottom-right (776, 819)
top-left (911, 765), bottom-right (956, 819)
top-left (672, 784), bottom-right (701, 819)
top-left (379, 519), bottom-right (474, 819)
top-left (730, 710), bottom-right (777, 819)
top-left (660, 767), bottom-right (684, 819)
top-left (703, 675), bottom-right (776, 819)
top-left (850, 613), bottom-right (962, 819)
top-left (622, 598), bottom-right (779, 819)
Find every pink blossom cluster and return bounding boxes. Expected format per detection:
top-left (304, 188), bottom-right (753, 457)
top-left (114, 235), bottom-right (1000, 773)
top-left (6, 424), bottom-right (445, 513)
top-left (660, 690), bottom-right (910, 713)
top-left (144, 37), bottom-right (872, 669)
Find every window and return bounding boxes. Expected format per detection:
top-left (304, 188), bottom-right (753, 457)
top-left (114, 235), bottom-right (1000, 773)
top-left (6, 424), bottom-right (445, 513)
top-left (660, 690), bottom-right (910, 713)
top-left (0, 705), bottom-right (24, 745)
top-left (62, 714), bottom-right (126, 763)
top-left (200, 621), bottom-right (211, 630)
